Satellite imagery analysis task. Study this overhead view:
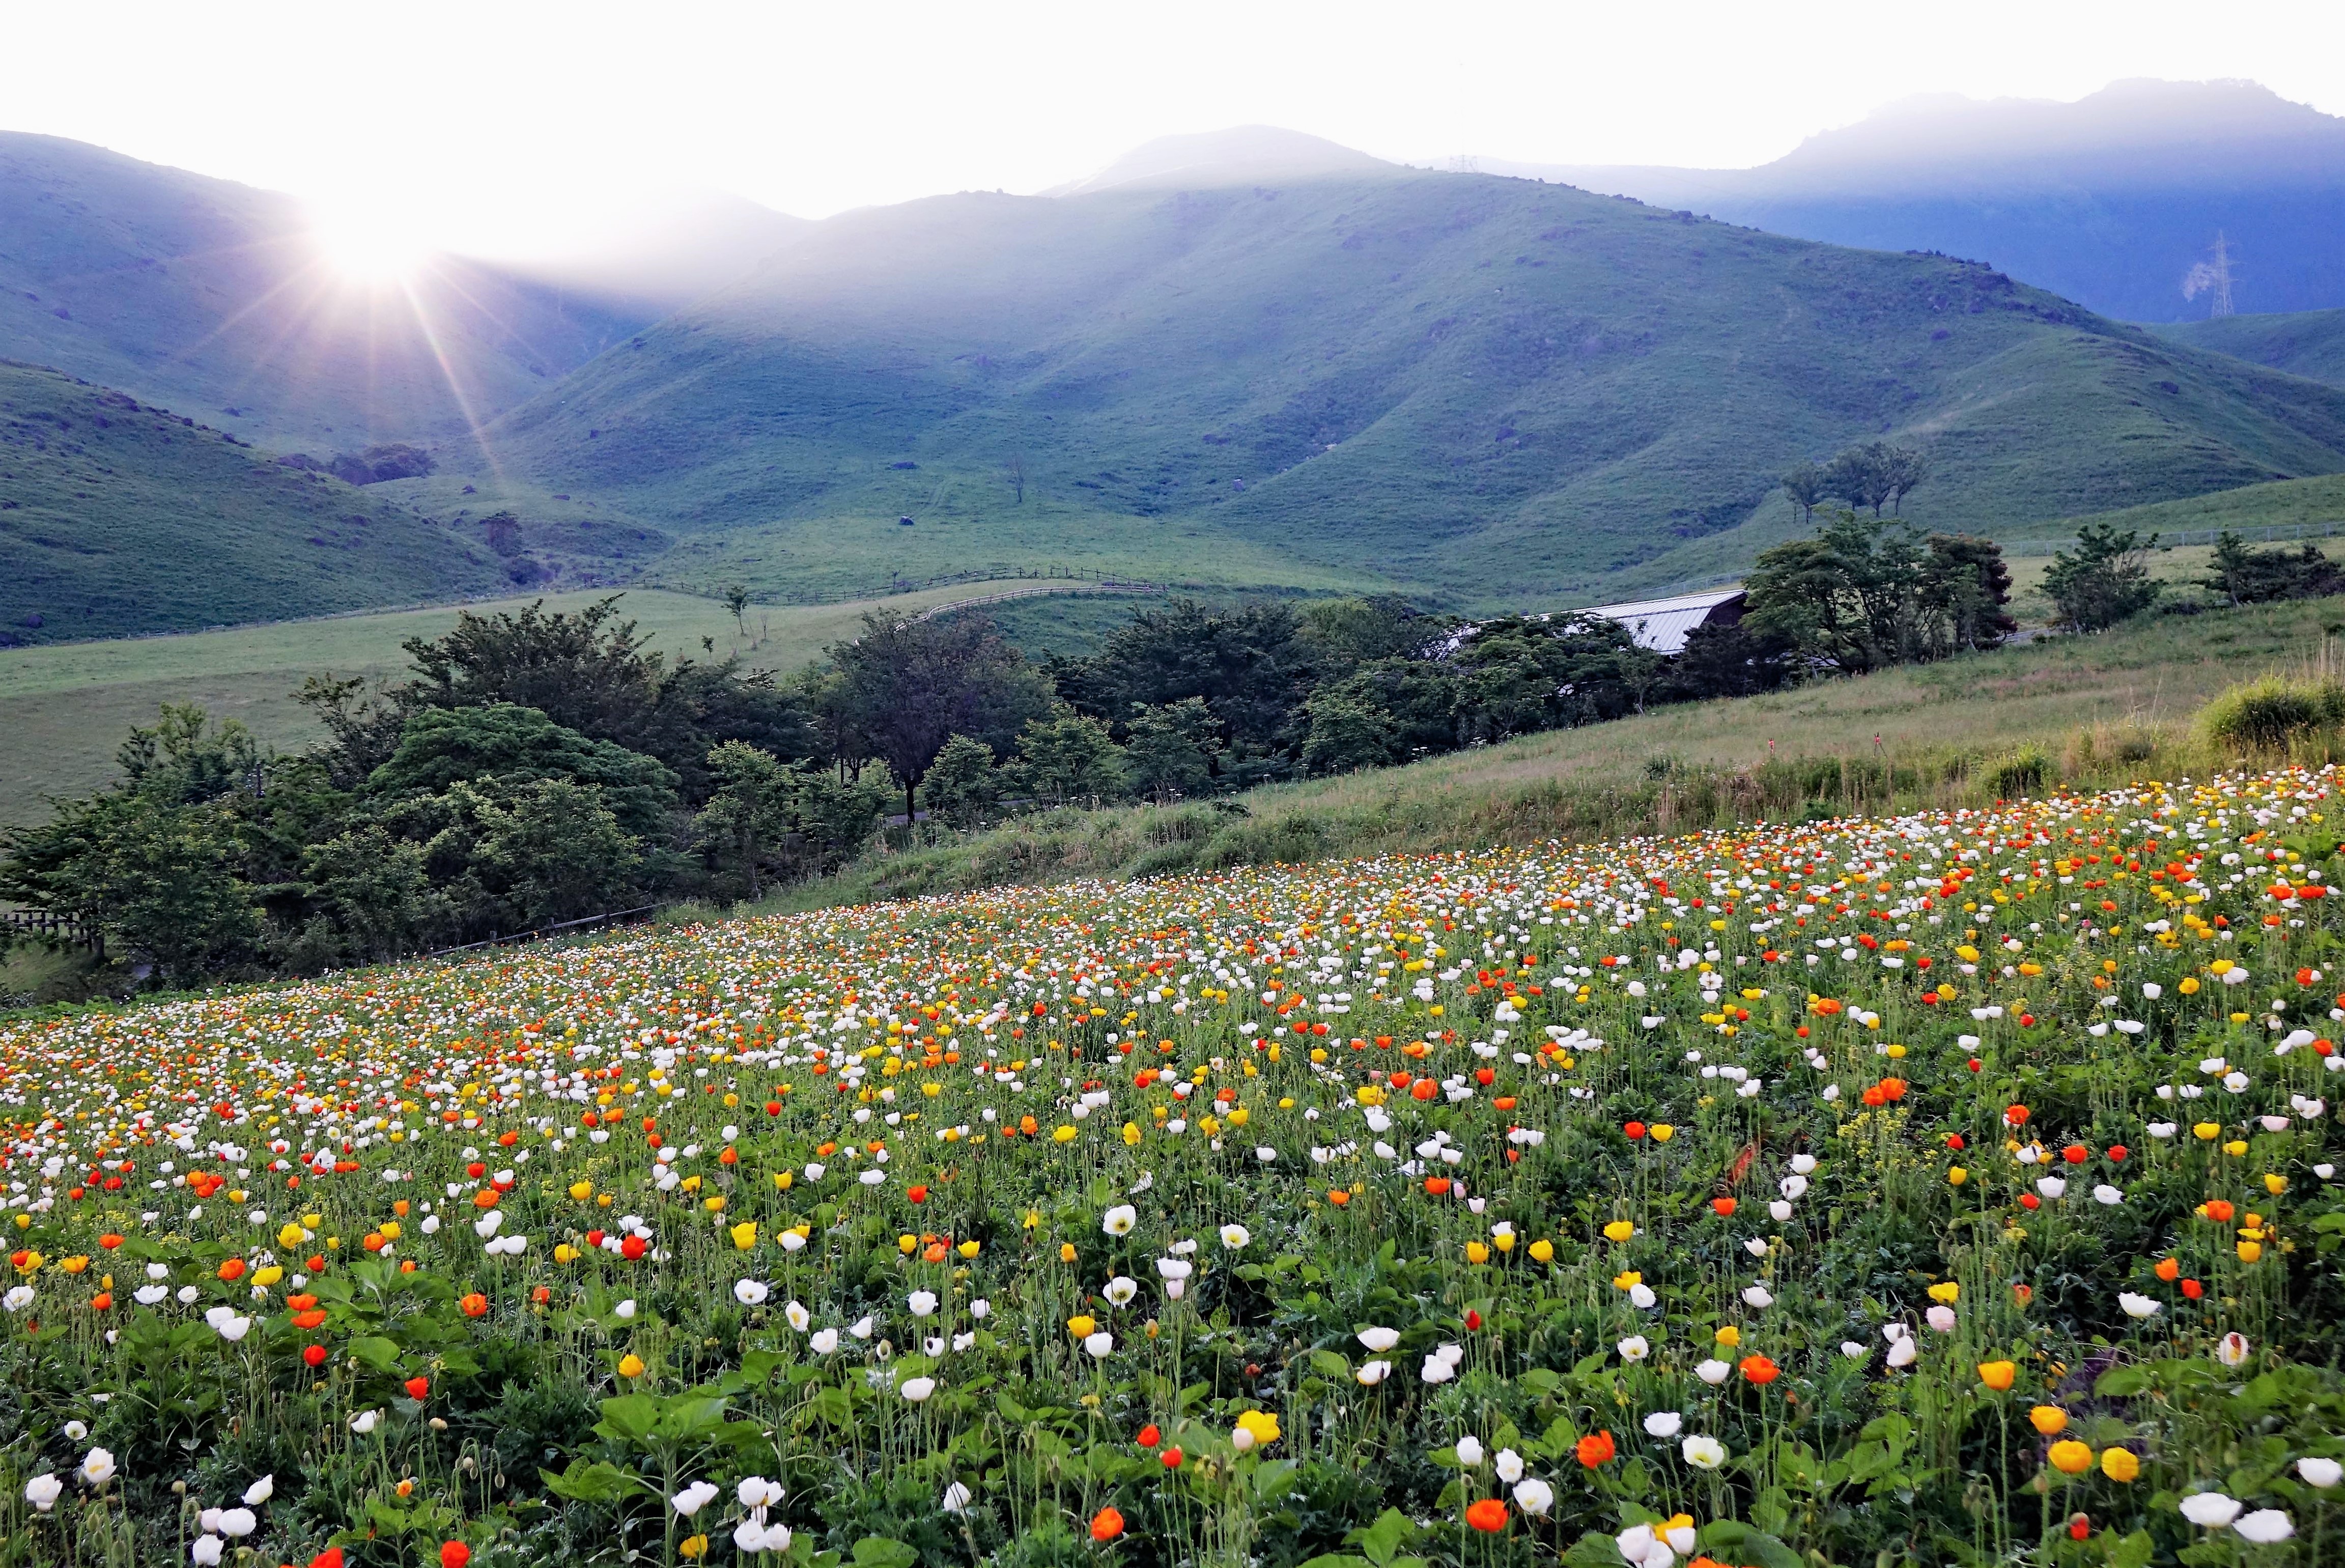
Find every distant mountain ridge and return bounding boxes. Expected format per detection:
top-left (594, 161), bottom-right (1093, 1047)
top-left (2155, 310), bottom-right (2345, 388)
top-left (487, 165), bottom-right (2345, 610)
top-left (1480, 80), bottom-right (2345, 322)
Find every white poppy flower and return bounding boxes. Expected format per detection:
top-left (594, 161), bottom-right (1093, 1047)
top-left (1220, 1223), bottom-right (1251, 1249)
top-left (1455, 1435), bottom-right (1484, 1466)
top-left (1742, 1285), bottom-right (1774, 1309)
top-left (79, 1448), bottom-right (116, 1485)
top-left (23, 1474), bottom-right (61, 1512)
top-left (671, 1479), bottom-right (720, 1518)
top-left (1511, 1476), bottom-right (1554, 1515)
top-left (734, 1280), bottom-right (770, 1306)
top-left (1682, 1434), bottom-right (1727, 1469)
top-left (1617, 1334), bottom-right (1650, 1362)
top-left (810, 1328), bottom-right (840, 1354)
top-left (1695, 1358), bottom-right (1731, 1386)
top-left (2235, 1510), bottom-right (2294, 1544)
top-left (900, 1377), bottom-right (937, 1402)
top-left (1644, 1410), bottom-right (1683, 1437)
top-left (1102, 1205), bottom-right (1137, 1236)
top-left (241, 1475), bottom-right (273, 1506)
top-left (1421, 1356), bottom-right (1455, 1384)
top-left (2298, 1456), bottom-right (2343, 1488)
top-left (908, 1291), bottom-right (938, 1317)
top-left (1357, 1326), bottom-right (1400, 1352)
top-left (1104, 1277), bottom-right (1137, 1306)
top-left (2179, 1493), bottom-right (2242, 1528)
top-left (785, 1301), bottom-right (810, 1332)
top-left (192, 1536), bottom-right (224, 1566)
top-left (1356, 1359), bottom-right (1391, 1385)
top-left (349, 1410), bottom-right (380, 1434)
top-left (217, 1508), bottom-right (257, 1538)
top-left (2118, 1292), bottom-right (2162, 1319)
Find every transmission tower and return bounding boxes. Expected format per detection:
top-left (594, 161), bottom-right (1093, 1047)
top-left (2206, 231), bottom-right (2236, 318)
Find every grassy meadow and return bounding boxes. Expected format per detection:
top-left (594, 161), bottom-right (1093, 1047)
top-left (0, 584), bottom-right (1067, 825)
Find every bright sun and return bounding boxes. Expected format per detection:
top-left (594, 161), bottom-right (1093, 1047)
top-left (309, 206), bottom-right (430, 283)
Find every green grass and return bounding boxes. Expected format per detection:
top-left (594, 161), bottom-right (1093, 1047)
top-left (0, 582), bottom-right (1068, 825)
top-left (0, 361), bottom-right (513, 642)
top-left (771, 592), bottom-right (2345, 911)
top-left (2001, 471), bottom-right (2345, 545)
top-left (2154, 308), bottom-right (2345, 388)
top-left (487, 172), bottom-right (2345, 613)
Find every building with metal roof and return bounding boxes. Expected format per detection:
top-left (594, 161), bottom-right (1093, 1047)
top-left (1580, 588), bottom-right (1747, 655)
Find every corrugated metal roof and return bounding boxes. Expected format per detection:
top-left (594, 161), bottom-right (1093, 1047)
top-left (1583, 588), bottom-right (1746, 655)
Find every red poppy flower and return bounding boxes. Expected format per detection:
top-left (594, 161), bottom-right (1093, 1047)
top-left (440, 1544), bottom-right (472, 1568)
top-left (1575, 1430), bottom-right (1616, 1467)
top-left (1137, 1423), bottom-right (1161, 1448)
top-left (1090, 1507), bottom-right (1125, 1542)
top-left (1739, 1355), bottom-right (1781, 1385)
top-left (404, 1376), bottom-right (430, 1400)
top-left (1465, 1499), bottom-right (1510, 1532)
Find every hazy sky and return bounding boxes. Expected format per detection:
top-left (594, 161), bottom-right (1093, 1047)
top-left (7, 0), bottom-right (2342, 260)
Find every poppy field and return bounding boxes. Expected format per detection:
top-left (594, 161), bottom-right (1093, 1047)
top-left (6, 768), bottom-right (2345, 1568)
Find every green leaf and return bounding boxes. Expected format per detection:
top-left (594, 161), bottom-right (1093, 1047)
top-left (2109, 1529), bottom-right (2156, 1568)
top-left (345, 1336), bottom-right (401, 1373)
top-left (2094, 1366), bottom-right (2150, 1398)
top-left (1700, 1521), bottom-right (1803, 1568)
top-left (1517, 1367), bottom-right (1562, 1396)
top-left (1310, 1349), bottom-right (1352, 1379)
top-left (594, 1393), bottom-right (660, 1444)
top-left (851, 1537), bottom-right (918, 1568)
top-left (538, 1460), bottom-right (645, 1504)
top-left (1350, 1506), bottom-right (1419, 1568)
top-left (811, 1386), bottom-right (854, 1428)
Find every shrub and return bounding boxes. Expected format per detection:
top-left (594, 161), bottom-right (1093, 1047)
top-left (1983, 746), bottom-right (2050, 796)
top-left (2199, 675), bottom-right (2345, 754)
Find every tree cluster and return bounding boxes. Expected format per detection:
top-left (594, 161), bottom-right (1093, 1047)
top-left (5, 519), bottom-right (2020, 988)
top-left (1781, 441), bottom-right (1930, 522)
top-left (1743, 514), bottom-right (2017, 673)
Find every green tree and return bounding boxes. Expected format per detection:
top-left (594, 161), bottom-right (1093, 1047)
top-left (830, 612), bottom-right (1053, 823)
top-left (693, 742), bottom-right (796, 900)
top-left (1122, 700), bottom-right (1220, 802)
top-left (1, 790), bottom-right (262, 981)
top-left (2201, 531), bottom-right (2345, 606)
top-left (2042, 523), bottom-right (2160, 633)
top-left (919, 734), bottom-right (1003, 829)
top-left (1744, 513), bottom-right (1933, 673)
top-left (471, 777), bottom-right (642, 927)
top-left (787, 766), bottom-right (892, 869)
top-left (1779, 461), bottom-right (1826, 523)
top-left (1299, 692), bottom-right (1401, 775)
top-left (1057, 598), bottom-right (1317, 762)
top-left (1919, 533), bottom-right (2017, 652)
top-left (368, 703), bottom-right (680, 840)
top-left (1011, 708), bottom-right (1126, 805)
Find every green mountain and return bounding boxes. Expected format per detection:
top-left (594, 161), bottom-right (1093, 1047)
top-left (0, 360), bottom-right (510, 642)
top-left (495, 166), bottom-right (2345, 609)
top-left (2154, 310), bottom-right (2345, 388)
top-left (0, 132), bottom-right (719, 453)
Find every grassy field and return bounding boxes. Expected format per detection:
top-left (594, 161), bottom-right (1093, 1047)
top-left (769, 591), bottom-right (2345, 911)
top-left (0, 582), bottom-right (1063, 823)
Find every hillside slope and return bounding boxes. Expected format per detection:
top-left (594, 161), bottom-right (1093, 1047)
top-left (2155, 309), bottom-right (2345, 388)
top-left (1498, 80), bottom-right (2345, 323)
top-left (497, 167), bottom-right (2345, 609)
top-left (0, 132), bottom-right (662, 451)
top-left (0, 361), bottom-right (507, 641)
